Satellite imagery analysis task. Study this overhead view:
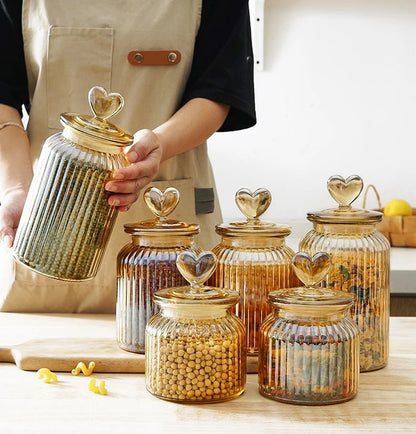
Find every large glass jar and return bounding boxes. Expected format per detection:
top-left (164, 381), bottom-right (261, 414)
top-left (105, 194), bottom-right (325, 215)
top-left (299, 175), bottom-right (390, 372)
top-left (210, 188), bottom-right (298, 355)
top-left (13, 87), bottom-right (133, 281)
top-left (117, 186), bottom-right (200, 353)
top-left (258, 252), bottom-right (360, 405)
top-left (146, 251), bottom-right (246, 403)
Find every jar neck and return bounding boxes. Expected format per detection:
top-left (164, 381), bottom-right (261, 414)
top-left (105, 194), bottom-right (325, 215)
top-left (276, 306), bottom-right (350, 322)
top-left (220, 236), bottom-right (286, 249)
top-left (159, 303), bottom-right (231, 319)
top-left (130, 234), bottom-right (195, 248)
top-left (313, 222), bottom-right (375, 235)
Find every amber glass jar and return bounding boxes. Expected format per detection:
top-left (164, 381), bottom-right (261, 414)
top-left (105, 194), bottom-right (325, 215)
top-left (210, 188), bottom-right (298, 354)
top-left (299, 175), bottom-right (390, 372)
top-left (116, 186), bottom-right (200, 353)
top-left (146, 251), bottom-right (246, 403)
top-left (13, 87), bottom-right (133, 281)
top-left (258, 252), bottom-right (360, 405)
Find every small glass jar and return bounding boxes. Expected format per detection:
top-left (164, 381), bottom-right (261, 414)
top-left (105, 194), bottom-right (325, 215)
top-left (145, 251), bottom-right (246, 403)
top-left (299, 175), bottom-right (390, 372)
top-left (13, 86), bottom-right (133, 281)
top-left (116, 186), bottom-right (200, 353)
top-left (210, 188), bottom-right (298, 354)
top-left (258, 252), bottom-right (360, 405)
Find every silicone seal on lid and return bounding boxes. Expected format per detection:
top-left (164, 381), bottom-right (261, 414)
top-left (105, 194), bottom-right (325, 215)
top-left (268, 252), bottom-right (354, 308)
top-left (123, 186), bottom-right (199, 235)
top-left (307, 175), bottom-right (383, 224)
top-left (215, 188), bottom-right (291, 237)
top-left (60, 86), bottom-right (134, 150)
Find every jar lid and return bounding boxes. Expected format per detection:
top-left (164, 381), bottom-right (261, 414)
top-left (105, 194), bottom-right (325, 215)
top-left (124, 186), bottom-right (199, 235)
top-left (268, 252), bottom-right (354, 309)
top-left (60, 86), bottom-right (134, 149)
top-left (215, 188), bottom-right (291, 237)
top-left (307, 175), bottom-right (383, 224)
top-left (154, 251), bottom-right (239, 305)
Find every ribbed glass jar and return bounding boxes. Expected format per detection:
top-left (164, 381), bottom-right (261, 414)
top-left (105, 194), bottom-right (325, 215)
top-left (13, 86), bottom-right (133, 281)
top-left (258, 289), bottom-right (360, 405)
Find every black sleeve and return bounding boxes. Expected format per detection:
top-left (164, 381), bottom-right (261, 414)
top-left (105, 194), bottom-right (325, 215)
top-left (181, 0), bottom-right (256, 132)
top-left (0, 0), bottom-right (29, 116)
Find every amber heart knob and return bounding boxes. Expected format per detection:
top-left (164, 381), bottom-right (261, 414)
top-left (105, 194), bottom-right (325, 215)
top-left (88, 86), bottom-right (124, 120)
top-left (327, 175), bottom-right (363, 207)
top-left (143, 187), bottom-right (180, 218)
top-left (292, 252), bottom-right (331, 287)
top-left (235, 188), bottom-right (271, 219)
top-left (176, 251), bottom-right (217, 287)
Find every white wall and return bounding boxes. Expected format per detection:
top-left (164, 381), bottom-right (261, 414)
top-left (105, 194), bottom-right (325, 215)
top-left (208, 0), bottom-right (416, 236)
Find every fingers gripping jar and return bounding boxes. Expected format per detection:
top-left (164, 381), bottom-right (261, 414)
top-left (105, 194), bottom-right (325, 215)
top-left (299, 175), bottom-right (390, 372)
top-left (13, 87), bottom-right (133, 280)
top-left (145, 251), bottom-right (246, 403)
top-left (210, 188), bottom-right (298, 354)
top-left (116, 187), bottom-right (200, 353)
top-left (258, 252), bottom-right (360, 405)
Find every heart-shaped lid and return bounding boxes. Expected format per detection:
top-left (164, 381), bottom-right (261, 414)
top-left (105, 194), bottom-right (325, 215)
top-left (154, 251), bottom-right (239, 305)
top-left (216, 188), bottom-right (291, 238)
top-left (124, 186), bottom-right (199, 236)
top-left (60, 86), bottom-right (134, 150)
top-left (268, 252), bottom-right (354, 309)
top-left (307, 175), bottom-right (382, 224)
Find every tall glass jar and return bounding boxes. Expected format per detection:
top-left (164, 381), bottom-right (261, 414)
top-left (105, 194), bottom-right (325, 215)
top-left (299, 175), bottom-right (390, 372)
top-left (210, 188), bottom-right (298, 354)
top-left (258, 252), bottom-right (360, 405)
top-left (146, 251), bottom-right (246, 403)
top-left (116, 186), bottom-right (200, 353)
top-left (13, 86), bottom-right (133, 281)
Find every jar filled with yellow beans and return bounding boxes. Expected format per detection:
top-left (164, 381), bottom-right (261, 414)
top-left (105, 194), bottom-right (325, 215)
top-left (145, 251), bottom-right (246, 403)
top-left (209, 188), bottom-right (299, 355)
top-left (116, 186), bottom-right (200, 353)
top-left (299, 175), bottom-right (390, 372)
top-left (258, 252), bottom-right (360, 405)
top-left (13, 86), bottom-right (133, 281)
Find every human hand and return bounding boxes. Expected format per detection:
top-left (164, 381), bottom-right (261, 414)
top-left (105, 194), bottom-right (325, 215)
top-left (105, 129), bottom-right (163, 212)
top-left (0, 187), bottom-right (28, 248)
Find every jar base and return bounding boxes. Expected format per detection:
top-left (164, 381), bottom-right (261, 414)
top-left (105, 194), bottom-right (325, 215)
top-left (146, 387), bottom-right (245, 404)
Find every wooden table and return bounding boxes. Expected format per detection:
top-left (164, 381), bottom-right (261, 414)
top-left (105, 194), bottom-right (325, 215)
top-left (0, 314), bottom-right (415, 433)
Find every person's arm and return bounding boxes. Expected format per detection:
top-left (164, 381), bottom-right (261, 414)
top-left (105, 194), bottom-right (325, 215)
top-left (105, 98), bottom-right (229, 211)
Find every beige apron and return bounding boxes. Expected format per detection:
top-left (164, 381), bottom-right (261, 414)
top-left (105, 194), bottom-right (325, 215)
top-left (0, 0), bottom-right (222, 313)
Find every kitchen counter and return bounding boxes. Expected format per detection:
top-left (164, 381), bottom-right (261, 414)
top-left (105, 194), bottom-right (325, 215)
top-left (0, 313), bottom-right (415, 433)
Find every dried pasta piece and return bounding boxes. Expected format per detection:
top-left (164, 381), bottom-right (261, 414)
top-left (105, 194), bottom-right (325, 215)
top-left (37, 368), bottom-right (58, 383)
top-left (71, 361), bottom-right (96, 376)
top-left (88, 377), bottom-right (108, 395)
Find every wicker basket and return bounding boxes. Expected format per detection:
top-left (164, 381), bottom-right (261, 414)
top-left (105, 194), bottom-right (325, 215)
top-left (363, 184), bottom-right (416, 247)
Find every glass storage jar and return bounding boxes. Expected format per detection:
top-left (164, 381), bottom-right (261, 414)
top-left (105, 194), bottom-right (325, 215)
top-left (299, 175), bottom-right (390, 372)
top-left (146, 251), bottom-right (246, 403)
top-left (13, 86), bottom-right (133, 281)
top-left (258, 251), bottom-right (360, 405)
top-left (210, 188), bottom-right (298, 354)
top-left (116, 186), bottom-right (200, 353)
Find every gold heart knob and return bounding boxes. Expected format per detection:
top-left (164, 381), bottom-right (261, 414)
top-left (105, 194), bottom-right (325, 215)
top-left (235, 188), bottom-right (271, 219)
top-left (292, 252), bottom-right (331, 287)
top-left (176, 251), bottom-right (217, 287)
top-left (143, 187), bottom-right (180, 218)
top-left (327, 175), bottom-right (363, 207)
top-left (88, 86), bottom-right (124, 120)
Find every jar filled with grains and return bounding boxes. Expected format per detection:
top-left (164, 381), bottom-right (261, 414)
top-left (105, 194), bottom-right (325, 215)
top-left (13, 86), bottom-right (133, 281)
top-left (117, 186), bottom-right (200, 353)
top-left (299, 175), bottom-right (390, 372)
top-left (209, 188), bottom-right (299, 355)
top-left (258, 251), bottom-right (360, 405)
top-left (145, 251), bottom-right (246, 403)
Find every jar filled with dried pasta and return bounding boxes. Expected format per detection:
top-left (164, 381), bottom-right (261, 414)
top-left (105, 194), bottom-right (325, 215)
top-left (209, 188), bottom-right (299, 355)
top-left (13, 86), bottom-right (133, 281)
top-left (258, 251), bottom-right (360, 405)
top-left (117, 186), bottom-right (200, 353)
top-left (146, 251), bottom-right (246, 403)
top-left (299, 175), bottom-right (390, 372)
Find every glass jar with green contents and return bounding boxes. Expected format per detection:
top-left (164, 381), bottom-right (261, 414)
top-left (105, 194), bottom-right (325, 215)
top-left (13, 87), bottom-right (133, 281)
top-left (116, 186), bottom-right (200, 354)
top-left (258, 252), bottom-right (360, 405)
top-left (299, 175), bottom-right (390, 372)
top-left (146, 251), bottom-right (246, 403)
